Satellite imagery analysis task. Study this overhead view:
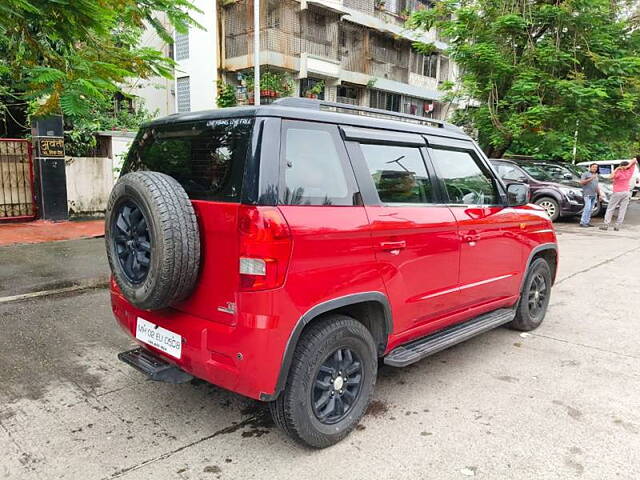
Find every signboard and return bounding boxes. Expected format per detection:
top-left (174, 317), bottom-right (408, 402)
top-left (38, 137), bottom-right (65, 158)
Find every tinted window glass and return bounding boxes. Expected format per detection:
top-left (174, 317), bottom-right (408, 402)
top-left (520, 164), bottom-right (554, 181)
top-left (493, 162), bottom-right (527, 181)
top-left (430, 149), bottom-right (499, 205)
top-left (360, 144), bottom-right (433, 203)
top-left (282, 124), bottom-right (355, 206)
top-left (124, 118), bottom-right (253, 202)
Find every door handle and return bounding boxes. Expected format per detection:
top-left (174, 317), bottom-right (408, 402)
top-left (379, 240), bottom-right (406, 254)
top-left (463, 230), bottom-right (479, 244)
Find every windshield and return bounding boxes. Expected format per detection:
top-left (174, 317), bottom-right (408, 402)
top-left (123, 118), bottom-right (254, 202)
top-left (536, 164), bottom-right (579, 182)
top-left (520, 164), bottom-right (554, 181)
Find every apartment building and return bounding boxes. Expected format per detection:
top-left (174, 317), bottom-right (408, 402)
top-left (222, 0), bottom-right (455, 119)
top-left (127, 3), bottom-right (218, 117)
top-left (137, 0), bottom-right (456, 120)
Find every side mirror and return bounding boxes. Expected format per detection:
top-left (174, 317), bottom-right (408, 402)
top-left (563, 173), bottom-right (573, 180)
top-left (507, 182), bottom-right (530, 207)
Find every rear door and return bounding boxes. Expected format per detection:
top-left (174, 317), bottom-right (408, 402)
top-left (426, 141), bottom-right (524, 310)
top-left (125, 117), bottom-right (256, 324)
top-left (276, 120), bottom-right (380, 317)
top-left (342, 126), bottom-right (461, 338)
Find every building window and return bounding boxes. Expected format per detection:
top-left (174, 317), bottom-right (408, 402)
top-left (175, 30), bottom-right (189, 61)
top-left (401, 96), bottom-right (424, 116)
top-left (267, 3), bottom-right (280, 28)
top-left (176, 76), bottom-right (191, 112)
top-left (369, 90), bottom-right (401, 112)
top-left (337, 85), bottom-right (360, 105)
top-left (411, 53), bottom-right (438, 78)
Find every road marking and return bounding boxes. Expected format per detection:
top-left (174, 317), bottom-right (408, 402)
top-left (0, 278), bottom-right (109, 305)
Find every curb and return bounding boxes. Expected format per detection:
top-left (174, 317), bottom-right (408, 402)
top-left (0, 277), bottom-right (110, 305)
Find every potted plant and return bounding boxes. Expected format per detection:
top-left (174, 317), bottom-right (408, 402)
top-left (304, 80), bottom-right (325, 99)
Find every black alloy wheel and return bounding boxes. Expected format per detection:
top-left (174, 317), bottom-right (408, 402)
top-left (113, 201), bottom-right (151, 284)
top-left (312, 348), bottom-right (363, 425)
top-left (507, 257), bottom-right (552, 331)
top-left (269, 315), bottom-right (377, 448)
top-left (527, 272), bottom-right (548, 322)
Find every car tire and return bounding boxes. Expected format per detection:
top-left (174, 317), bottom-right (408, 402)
top-left (507, 257), bottom-right (552, 332)
top-left (592, 200), bottom-right (603, 217)
top-left (534, 197), bottom-right (561, 222)
top-left (105, 171), bottom-right (200, 310)
top-left (269, 315), bottom-right (377, 448)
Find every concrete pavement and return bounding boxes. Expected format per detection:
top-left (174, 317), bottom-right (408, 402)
top-left (0, 238), bottom-right (108, 299)
top-left (1, 203), bottom-right (639, 480)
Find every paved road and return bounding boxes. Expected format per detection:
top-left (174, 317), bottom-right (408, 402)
top-left (1, 203), bottom-right (639, 480)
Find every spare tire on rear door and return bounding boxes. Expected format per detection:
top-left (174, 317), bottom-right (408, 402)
top-left (105, 171), bottom-right (200, 310)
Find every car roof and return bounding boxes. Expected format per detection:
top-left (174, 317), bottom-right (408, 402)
top-left (143, 98), bottom-right (470, 142)
top-left (576, 160), bottom-right (628, 165)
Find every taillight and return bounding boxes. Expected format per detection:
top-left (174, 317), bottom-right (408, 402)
top-left (238, 206), bottom-right (292, 291)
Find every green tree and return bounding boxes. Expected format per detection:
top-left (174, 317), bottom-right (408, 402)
top-left (408, 0), bottom-right (640, 161)
top-left (0, 0), bottom-right (199, 134)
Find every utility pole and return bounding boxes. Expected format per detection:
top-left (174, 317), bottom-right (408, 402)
top-left (572, 119), bottom-right (579, 163)
top-left (254, 0), bottom-right (260, 106)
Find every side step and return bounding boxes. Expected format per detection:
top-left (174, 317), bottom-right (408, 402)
top-left (118, 347), bottom-right (194, 384)
top-left (384, 308), bottom-right (516, 367)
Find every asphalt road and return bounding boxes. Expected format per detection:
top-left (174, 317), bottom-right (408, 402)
top-left (1, 202), bottom-right (639, 480)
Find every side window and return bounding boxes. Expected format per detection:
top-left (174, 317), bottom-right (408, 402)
top-left (281, 122), bottom-right (357, 206)
top-left (429, 149), bottom-right (500, 205)
top-left (359, 144), bottom-right (434, 204)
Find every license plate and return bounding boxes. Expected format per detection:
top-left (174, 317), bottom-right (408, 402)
top-left (135, 317), bottom-right (182, 359)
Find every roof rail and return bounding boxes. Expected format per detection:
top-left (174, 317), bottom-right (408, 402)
top-left (271, 97), bottom-right (457, 131)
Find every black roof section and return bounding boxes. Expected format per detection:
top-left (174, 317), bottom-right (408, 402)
top-left (144, 98), bottom-right (469, 141)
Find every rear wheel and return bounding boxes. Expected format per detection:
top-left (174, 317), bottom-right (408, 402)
top-left (508, 257), bottom-right (552, 331)
top-left (269, 315), bottom-right (377, 448)
top-left (535, 197), bottom-right (560, 222)
top-left (592, 200), bottom-right (603, 217)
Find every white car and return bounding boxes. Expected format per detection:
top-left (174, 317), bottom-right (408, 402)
top-left (577, 160), bottom-right (640, 196)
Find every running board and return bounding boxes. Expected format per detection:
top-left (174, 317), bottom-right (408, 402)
top-left (384, 308), bottom-right (516, 368)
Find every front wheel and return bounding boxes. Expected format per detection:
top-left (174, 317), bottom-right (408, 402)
top-left (508, 257), bottom-right (552, 331)
top-left (592, 200), bottom-right (603, 217)
top-left (269, 315), bottom-right (377, 448)
top-left (535, 197), bottom-right (560, 222)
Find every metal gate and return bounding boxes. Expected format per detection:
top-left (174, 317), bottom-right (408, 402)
top-left (0, 139), bottom-right (36, 220)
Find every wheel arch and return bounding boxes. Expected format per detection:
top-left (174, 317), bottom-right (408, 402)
top-left (261, 292), bottom-right (392, 401)
top-left (522, 243), bottom-right (558, 290)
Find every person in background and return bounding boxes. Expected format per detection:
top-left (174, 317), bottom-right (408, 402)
top-left (600, 156), bottom-right (638, 231)
top-left (579, 163), bottom-right (599, 227)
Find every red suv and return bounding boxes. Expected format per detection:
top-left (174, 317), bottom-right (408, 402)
top-left (106, 98), bottom-right (557, 448)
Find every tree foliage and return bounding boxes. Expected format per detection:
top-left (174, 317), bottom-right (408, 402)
top-left (0, 0), bottom-right (199, 129)
top-left (408, 0), bottom-right (640, 161)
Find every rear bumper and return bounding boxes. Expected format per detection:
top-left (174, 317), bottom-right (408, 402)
top-left (110, 291), bottom-right (281, 400)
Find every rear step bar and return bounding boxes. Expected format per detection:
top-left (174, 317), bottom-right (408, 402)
top-left (384, 308), bottom-right (516, 367)
top-left (118, 347), bottom-right (194, 384)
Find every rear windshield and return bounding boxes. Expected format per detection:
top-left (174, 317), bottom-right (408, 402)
top-left (123, 118), bottom-right (254, 202)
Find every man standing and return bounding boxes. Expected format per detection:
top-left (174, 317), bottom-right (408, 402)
top-left (600, 156), bottom-right (638, 231)
top-left (579, 163), bottom-right (599, 227)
